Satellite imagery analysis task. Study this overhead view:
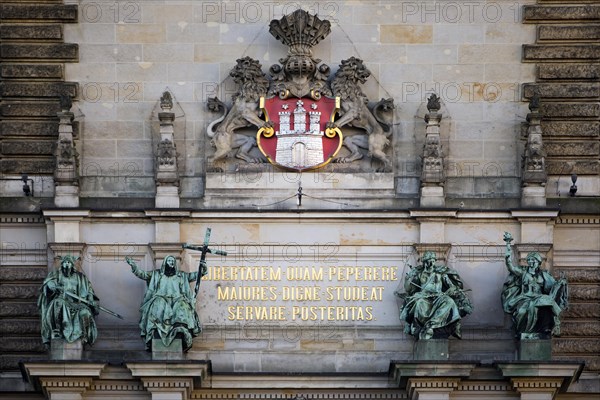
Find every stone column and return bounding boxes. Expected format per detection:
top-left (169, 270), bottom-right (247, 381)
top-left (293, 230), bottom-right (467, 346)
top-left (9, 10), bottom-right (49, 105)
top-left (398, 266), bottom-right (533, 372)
top-left (155, 91), bottom-right (180, 208)
top-left (521, 94), bottom-right (547, 208)
top-left (420, 94), bottom-right (445, 208)
top-left (54, 95), bottom-right (80, 208)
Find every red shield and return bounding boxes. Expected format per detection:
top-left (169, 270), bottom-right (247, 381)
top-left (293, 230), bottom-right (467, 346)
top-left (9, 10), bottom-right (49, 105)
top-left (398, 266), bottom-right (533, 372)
top-left (257, 96), bottom-right (342, 171)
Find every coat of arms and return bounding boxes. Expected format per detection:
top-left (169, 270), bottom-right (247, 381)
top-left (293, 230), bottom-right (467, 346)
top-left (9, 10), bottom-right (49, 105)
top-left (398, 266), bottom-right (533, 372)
top-left (206, 10), bottom-right (394, 172)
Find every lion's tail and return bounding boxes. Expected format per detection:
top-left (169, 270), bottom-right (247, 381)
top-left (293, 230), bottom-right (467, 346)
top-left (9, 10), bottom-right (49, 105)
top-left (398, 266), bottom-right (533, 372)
top-left (206, 97), bottom-right (227, 138)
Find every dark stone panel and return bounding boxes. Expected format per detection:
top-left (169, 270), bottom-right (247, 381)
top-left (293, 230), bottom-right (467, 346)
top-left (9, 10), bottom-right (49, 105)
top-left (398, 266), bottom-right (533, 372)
top-left (562, 320), bottom-right (600, 337)
top-left (554, 338), bottom-right (600, 354)
top-left (540, 103), bottom-right (600, 118)
top-left (539, 25), bottom-right (600, 41)
top-left (0, 285), bottom-right (39, 300)
top-left (0, 43), bottom-right (78, 61)
top-left (1, 141), bottom-right (55, 156)
top-left (0, 302), bottom-right (38, 318)
top-left (0, 64), bottom-right (63, 79)
top-left (0, 121), bottom-right (59, 137)
top-left (538, 63), bottom-right (600, 80)
top-left (554, 268), bottom-right (600, 283)
top-left (0, 24), bottom-right (62, 40)
top-left (0, 82), bottom-right (77, 98)
top-left (0, 4), bottom-right (78, 22)
top-left (0, 267), bottom-right (47, 282)
top-left (523, 5), bottom-right (600, 22)
top-left (562, 302), bottom-right (600, 319)
top-left (0, 354), bottom-right (46, 372)
top-left (524, 44), bottom-right (600, 60)
top-left (524, 82), bottom-right (600, 99)
top-left (545, 141), bottom-right (599, 157)
top-left (0, 102), bottom-right (60, 117)
top-left (569, 285), bottom-right (600, 301)
top-left (0, 337), bottom-right (44, 353)
top-left (0, 319), bottom-right (39, 335)
top-left (554, 355), bottom-right (599, 371)
top-left (0, 159), bottom-right (55, 175)
top-left (542, 121), bottom-right (599, 137)
top-left (547, 160), bottom-right (599, 175)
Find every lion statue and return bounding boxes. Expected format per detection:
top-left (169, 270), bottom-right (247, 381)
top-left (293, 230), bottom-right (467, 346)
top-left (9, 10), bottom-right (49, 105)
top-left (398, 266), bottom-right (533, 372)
top-left (328, 57), bottom-right (394, 171)
top-left (206, 57), bottom-right (272, 164)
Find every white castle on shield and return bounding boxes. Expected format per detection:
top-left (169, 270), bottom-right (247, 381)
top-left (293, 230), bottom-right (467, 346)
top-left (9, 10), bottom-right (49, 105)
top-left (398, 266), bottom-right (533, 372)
top-left (276, 100), bottom-right (324, 168)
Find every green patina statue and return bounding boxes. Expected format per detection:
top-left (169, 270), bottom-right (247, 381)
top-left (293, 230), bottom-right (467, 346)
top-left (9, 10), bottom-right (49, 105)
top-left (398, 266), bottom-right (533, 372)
top-left (126, 255), bottom-right (205, 351)
top-left (396, 251), bottom-right (473, 340)
top-left (501, 232), bottom-right (568, 339)
top-left (37, 255), bottom-right (99, 346)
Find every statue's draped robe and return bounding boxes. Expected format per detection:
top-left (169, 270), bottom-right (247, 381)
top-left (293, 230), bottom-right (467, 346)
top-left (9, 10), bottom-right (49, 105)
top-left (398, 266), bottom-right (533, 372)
top-left (501, 267), bottom-right (567, 337)
top-left (132, 261), bottom-right (200, 350)
top-left (400, 266), bottom-right (470, 338)
top-left (37, 270), bottom-right (98, 345)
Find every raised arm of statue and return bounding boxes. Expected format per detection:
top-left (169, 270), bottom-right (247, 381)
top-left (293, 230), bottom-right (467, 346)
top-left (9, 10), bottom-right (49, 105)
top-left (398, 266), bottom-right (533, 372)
top-left (503, 232), bottom-right (522, 276)
top-left (126, 257), bottom-right (150, 281)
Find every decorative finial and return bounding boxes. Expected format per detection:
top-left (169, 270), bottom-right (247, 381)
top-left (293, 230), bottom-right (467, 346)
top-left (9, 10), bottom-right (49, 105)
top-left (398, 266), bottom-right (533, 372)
top-left (160, 91), bottom-right (173, 111)
top-left (59, 94), bottom-right (72, 112)
top-left (529, 92), bottom-right (540, 112)
top-left (427, 93), bottom-right (440, 112)
top-left (269, 9), bottom-right (331, 55)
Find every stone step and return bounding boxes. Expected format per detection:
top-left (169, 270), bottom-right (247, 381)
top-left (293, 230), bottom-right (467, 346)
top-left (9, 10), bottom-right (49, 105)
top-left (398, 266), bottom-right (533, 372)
top-left (0, 101), bottom-right (61, 117)
top-left (0, 4), bottom-right (77, 22)
top-left (0, 158), bottom-right (55, 175)
top-left (0, 63), bottom-right (63, 79)
top-left (545, 141), bottom-right (599, 157)
top-left (538, 63), bottom-right (599, 80)
top-left (0, 43), bottom-right (78, 61)
top-left (1, 140), bottom-right (56, 156)
top-left (541, 121), bottom-right (599, 137)
top-left (540, 102), bottom-right (600, 118)
top-left (523, 5), bottom-right (600, 23)
top-left (539, 24), bottom-right (600, 41)
top-left (0, 121), bottom-right (60, 137)
top-left (523, 44), bottom-right (600, 61)
top-left (546, 160), bottom-right (598, 175)
top-left (0, 81), bottom-right (77, 98)
top-left (524, 82), bottom-right (600, 99)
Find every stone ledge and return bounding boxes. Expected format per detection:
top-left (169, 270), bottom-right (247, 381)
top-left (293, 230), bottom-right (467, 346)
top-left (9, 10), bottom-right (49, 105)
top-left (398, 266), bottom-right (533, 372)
top-left (0, 63), bottom-right (63, 79)
top-left (0, 4), bottom-right (78, 22)
top-left (0, 101), bottom-right (61, 117)
top-left (538, 63), bottom-right (600, 80)
top-left (545, 141), bottom-right (599, 157)
top-left (547, 160), bottom-right (599, 175)
top-left (0, 319), bottom-right (40, 335)
top-left (540, 103), bottom-right (600, 118)
top-left (539, 25), bottom-right (600, 41)
top-left (0, 302), bottom-right (38, 318)
top-left (541, 121), bottom-right (599, 137)
top-left (523, 82), bottom-right (600, 99)
top-left (0, 158), bottom-right (56, 175)
top-left (0, 81), bottom-right (77, 98)
top-left (0, 24), bottom-right (62, 40)
top-left (524, 44), bottom-right (600, 61)
top-left (523, 5), bottom-right (600, 22)
top-left (0, 43), bottom-right (78, 61)
top-left (1, 140), bottom-right (56, 156)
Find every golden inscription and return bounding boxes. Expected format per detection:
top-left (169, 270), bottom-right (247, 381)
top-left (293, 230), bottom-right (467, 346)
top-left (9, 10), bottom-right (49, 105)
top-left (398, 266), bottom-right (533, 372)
top-left (208, 265), bottom-right (398, 322)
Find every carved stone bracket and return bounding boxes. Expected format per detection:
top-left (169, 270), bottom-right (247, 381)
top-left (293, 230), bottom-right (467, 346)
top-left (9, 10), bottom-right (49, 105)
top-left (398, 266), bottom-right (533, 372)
top-left (496, 362), bottom-right (584, 400)
top-left (390, 361), bottom-right (477, 398)
top-left (127, 361), bottom-right (211, 399)
top-left (22, 362), bottom-right (106, 399)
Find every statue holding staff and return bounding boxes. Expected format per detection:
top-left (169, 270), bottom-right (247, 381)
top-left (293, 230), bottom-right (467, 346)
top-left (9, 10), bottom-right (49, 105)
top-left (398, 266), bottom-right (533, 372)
top-left (501, 232), bottom-right (568, 339)
top-left (38, 255), bottom-right (100, 346)
top-left (126, 255), bottom-right (203, 351)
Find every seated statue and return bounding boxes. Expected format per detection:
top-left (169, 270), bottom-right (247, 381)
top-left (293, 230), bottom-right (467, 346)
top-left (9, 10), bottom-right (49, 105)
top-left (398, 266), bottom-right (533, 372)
top-left (396, 251), bottom-right (473, 340)
top-left (501, 232), bottom-right (568, 339)
top-left (126, 255), bottom-right (204, 351)
top-left (37, 255), bottom-right (99, 346)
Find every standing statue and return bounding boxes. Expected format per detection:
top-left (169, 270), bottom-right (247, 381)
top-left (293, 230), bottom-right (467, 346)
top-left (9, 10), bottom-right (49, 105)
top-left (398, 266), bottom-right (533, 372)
top-left (126, 255), bottom-right (204, 351)
top-left (396, 251), bottom-right (473, 340)
top-left (501, 232), bottom-right (568, 339)
top-left (37, 255), bottom-right (99, 346)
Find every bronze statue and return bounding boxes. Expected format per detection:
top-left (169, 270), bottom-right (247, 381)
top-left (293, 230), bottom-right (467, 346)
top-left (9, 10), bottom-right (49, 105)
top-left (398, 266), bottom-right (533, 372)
top-left (37, 255), bottom-right (99, 346)
top-left (396, 251), bottom-right (473, 340)
top-left (126, 255), bottom-right (204, 351)
top-left (501, 232), bottom-right (568, 339)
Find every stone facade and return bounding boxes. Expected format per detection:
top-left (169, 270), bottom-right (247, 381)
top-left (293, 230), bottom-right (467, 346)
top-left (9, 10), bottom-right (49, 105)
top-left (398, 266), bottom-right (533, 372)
top-left (0, 0), bottom-right (598, 399)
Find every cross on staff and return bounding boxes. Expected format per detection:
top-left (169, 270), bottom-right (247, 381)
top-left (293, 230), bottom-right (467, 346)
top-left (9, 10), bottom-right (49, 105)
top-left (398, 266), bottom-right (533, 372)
top-left (182, 227), bottom-right (227, 298)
